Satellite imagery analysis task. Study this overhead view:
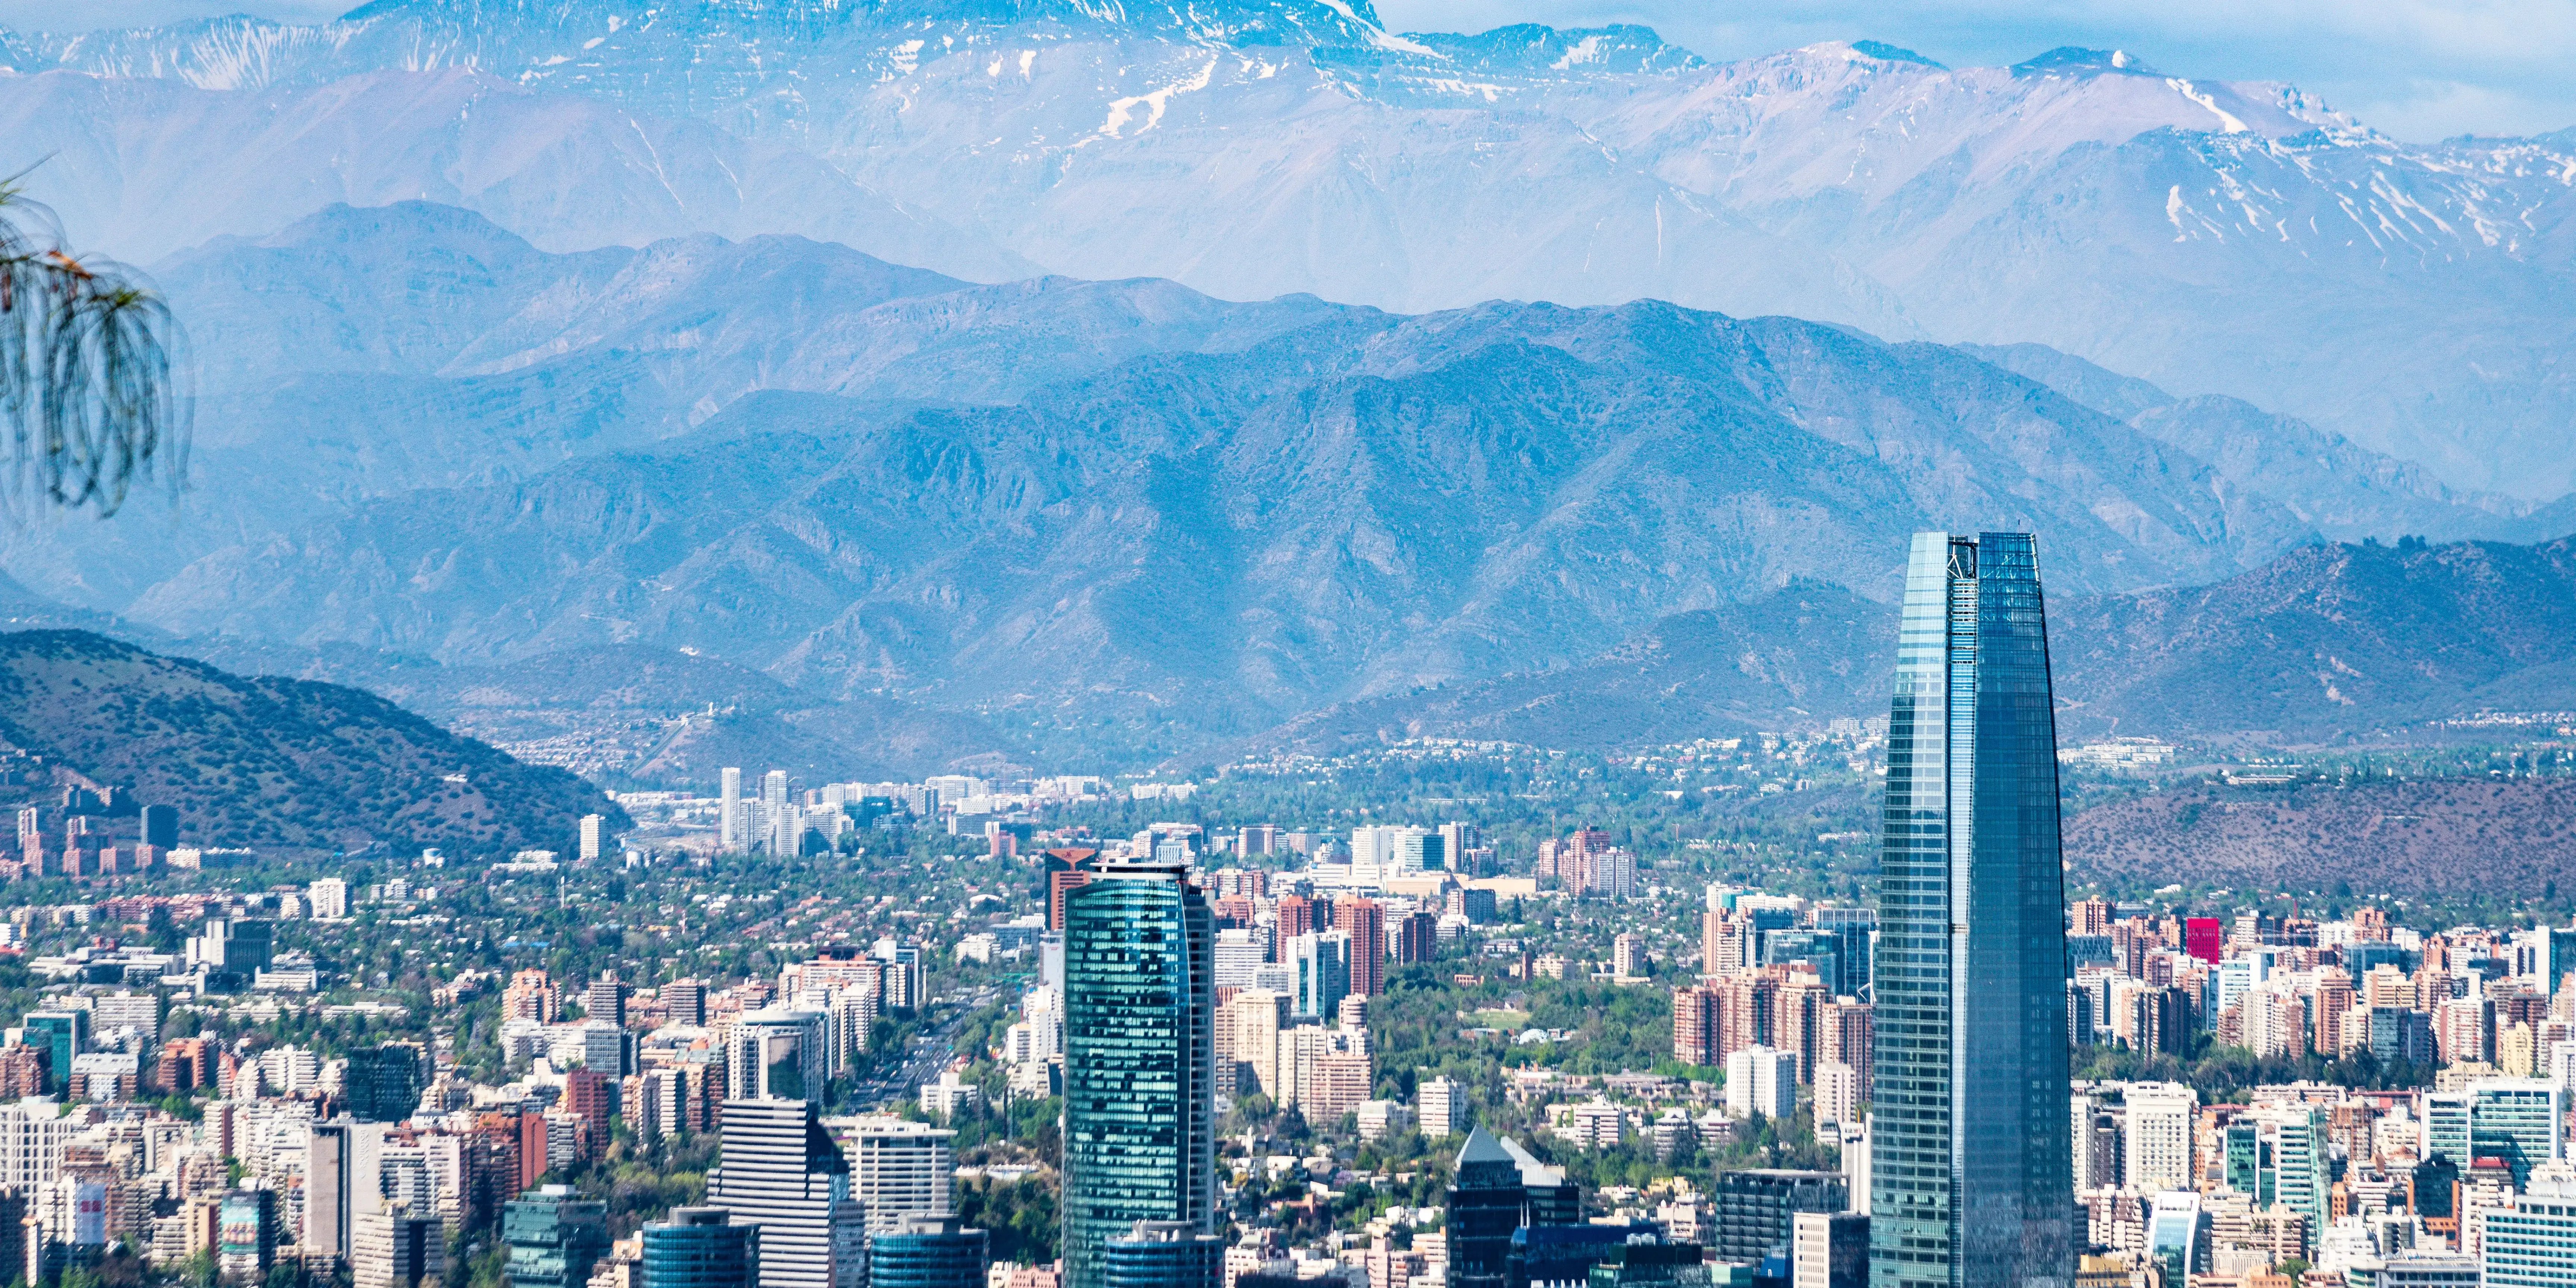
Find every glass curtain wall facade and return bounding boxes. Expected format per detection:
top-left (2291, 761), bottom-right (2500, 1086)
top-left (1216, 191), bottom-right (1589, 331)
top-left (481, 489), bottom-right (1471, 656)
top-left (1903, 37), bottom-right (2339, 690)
top-left (1061, 861), bottom-right (1218, 1288)
top-left (869, 1215), bottom-right (992, 1288)
top-left (1871, 532), bottom-right (2074, 1288)
top-left (640, 1208), bottom-right (757, 1288)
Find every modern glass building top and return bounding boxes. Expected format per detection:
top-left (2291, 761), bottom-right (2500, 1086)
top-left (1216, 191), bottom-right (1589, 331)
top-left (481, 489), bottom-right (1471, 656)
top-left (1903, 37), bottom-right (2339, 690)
top-left (1061, 868), bottom-right (1218, 1288)
top-left (1871, 533), bottom-right (2074, 1288)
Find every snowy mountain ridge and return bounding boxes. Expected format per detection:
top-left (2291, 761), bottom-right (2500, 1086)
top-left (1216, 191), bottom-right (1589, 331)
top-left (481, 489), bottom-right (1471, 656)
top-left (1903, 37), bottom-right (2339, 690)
top-left (1, 1), bottom-right (2572, 494)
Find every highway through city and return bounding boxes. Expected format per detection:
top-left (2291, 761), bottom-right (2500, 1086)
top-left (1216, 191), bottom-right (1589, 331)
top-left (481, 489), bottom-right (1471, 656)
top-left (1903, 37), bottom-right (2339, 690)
top-left (852, 982), bottom-right (1001, 1111)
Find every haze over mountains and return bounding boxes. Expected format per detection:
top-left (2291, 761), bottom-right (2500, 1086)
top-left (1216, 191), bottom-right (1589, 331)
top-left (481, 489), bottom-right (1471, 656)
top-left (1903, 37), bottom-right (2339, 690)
top-left (0, 199), bottom-right (2564, 774)
top-left (0, 1), bottom-right (2570, 774)
top-left (5, 0), bottom-right (2571, 495)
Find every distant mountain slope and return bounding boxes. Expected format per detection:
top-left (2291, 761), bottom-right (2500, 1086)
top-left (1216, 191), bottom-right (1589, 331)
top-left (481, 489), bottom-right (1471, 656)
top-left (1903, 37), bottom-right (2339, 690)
top-left (1960, 343), bottom-right (2545, 544)
top-left (0, 200), bottom-right (2562, 768)
top-left (2051, 536), bottom-right (2576, 741)
top-left (6, 5), bottom-right (2573, 493)
top-left (113, 296), bottom-right (2332, 746)
top-left (0, 65), bottom-right (1035, 276)
top-left (1250, 581), bottom-right (1891, 755)
top-left (2067, 778), bottom-right (2576, 899)
top-left (1277, 533), bottom-right (2576, 755)
top-left (0, 631), bottom-right (621, 856)
top-left (0, 203), bottom-right (1356, 607)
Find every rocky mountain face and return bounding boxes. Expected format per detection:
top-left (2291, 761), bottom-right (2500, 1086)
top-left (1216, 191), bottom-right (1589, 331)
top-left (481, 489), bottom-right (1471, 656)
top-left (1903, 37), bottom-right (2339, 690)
top-left (3, 202), bottom-right (2567, 772)
top-left (0, 630), bottom-right (621, 855)
top-left (2066, 778), bottom-right (2576, 900)
top-left (5, 2), bottom-right (2570, 495)
top-left (2050, 535), bottom-right (2576, 741)
top-left (1325, 534), bottom-right (2576, 754)
top-left (20, 203), bottom-right (2332, 747)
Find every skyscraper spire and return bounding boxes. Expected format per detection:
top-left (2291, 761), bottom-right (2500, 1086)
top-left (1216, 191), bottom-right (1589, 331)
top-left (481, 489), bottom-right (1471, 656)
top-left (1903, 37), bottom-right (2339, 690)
top-left (1871, 532), bottom-right (2073, 1288)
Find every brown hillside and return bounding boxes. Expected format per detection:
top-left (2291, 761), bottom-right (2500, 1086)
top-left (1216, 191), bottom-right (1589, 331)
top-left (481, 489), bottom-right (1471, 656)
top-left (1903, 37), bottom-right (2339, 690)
top-left (2066, 777), bottom-right (2576, 897)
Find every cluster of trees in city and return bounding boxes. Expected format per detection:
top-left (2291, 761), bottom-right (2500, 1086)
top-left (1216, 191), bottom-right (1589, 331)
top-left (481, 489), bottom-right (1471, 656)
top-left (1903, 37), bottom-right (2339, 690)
top-left (2074, 1035), bottom-right (2437, 1099)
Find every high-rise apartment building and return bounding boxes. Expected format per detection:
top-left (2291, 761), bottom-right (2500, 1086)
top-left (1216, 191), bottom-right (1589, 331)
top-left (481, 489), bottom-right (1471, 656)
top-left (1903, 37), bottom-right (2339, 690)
top-left (309, 878), bottom-right (350, 920)
top-left (842, 1117), bottom-right (956, 1233)
top-left (720, 769), bottom-right (744, 850)
top-left (1702, 912), bottom-right (1745, 978)
top-left (1060, 858), bottom-right (1217, 1288)
top-left (1212, 930), bottom-right (1265, 989)
top-left (1793, 1212), bottom-right (1869, 1288)
top-left (1869, 532), bottom-right (2074, 1288)
top-left (2122, 1083), bottom-right (2197, 1193)
top-left (1673, 986), bottom-right (1721, 1068)
top-left (580, 813), bottom-right (607, 862)
top-left (706, 1099), bottom-right (866, 1288)
top-left (1726, 1047), bottom-right (1798, 1121)
top-left (666, 979), bottom-right (708, 1028)
top-left (14, 807), bottom-right (38, 871)
top-left (587, 972), bottom-right (630, 1029)
top-left (2483, 1162), bottom-right (2576, 1288)
top-left (1419, 1076), bottom-right (1461, 1140)
top-left (1337, 898), bottom-right (1386, 997)
top-left (1215, 990), bottom-right (1287, 1100)
top-left (352, 1208), bottom-right (443, 1288)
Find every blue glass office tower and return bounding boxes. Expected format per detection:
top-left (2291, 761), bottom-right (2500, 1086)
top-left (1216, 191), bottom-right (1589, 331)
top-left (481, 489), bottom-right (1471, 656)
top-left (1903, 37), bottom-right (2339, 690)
top-left (1102, 1221), bottom-right (1224, 1288)
top-left (1061, 859), bottom-right (1217, 1288)
top-left (641, 1208), bottom-right (757, 1288)
top-left (871, 1215), bottom-right (991, 1288)
top-left (1871, 533), bottom-right (2074, 1288)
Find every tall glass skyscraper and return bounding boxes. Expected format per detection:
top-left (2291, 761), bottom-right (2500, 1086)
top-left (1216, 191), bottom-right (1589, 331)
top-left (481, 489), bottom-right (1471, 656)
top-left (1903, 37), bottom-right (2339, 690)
top-left (1871, 532), bottom-right (2074, 1288)
top-left (1061, 859), bottom-right (1217, 1288)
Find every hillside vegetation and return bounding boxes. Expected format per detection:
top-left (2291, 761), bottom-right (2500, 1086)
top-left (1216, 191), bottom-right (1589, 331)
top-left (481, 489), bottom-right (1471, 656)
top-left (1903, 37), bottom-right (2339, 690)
top-left (0, 630), bottom-right (622, 856)
top-left (2065, 776), bottom-right (2576, 900)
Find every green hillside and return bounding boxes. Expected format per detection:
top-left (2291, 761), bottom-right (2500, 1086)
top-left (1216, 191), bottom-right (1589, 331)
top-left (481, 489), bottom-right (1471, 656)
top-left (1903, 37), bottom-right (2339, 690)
top-left (0, 630), bottom-right (624, 858)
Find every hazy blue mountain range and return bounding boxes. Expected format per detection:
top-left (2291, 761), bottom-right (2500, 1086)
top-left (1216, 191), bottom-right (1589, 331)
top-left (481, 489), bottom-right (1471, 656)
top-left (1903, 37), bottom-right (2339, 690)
top-left (6, 204), bottom-right (2324, 738)
top-left (4, 0), bottom-right (2571, 495)
top-left (27, 529), bottom-right (2576, 780)
top-left (1303, 534), bottom-right (2576, 757)
top-left (3, 201), bottom-right (2568, 773)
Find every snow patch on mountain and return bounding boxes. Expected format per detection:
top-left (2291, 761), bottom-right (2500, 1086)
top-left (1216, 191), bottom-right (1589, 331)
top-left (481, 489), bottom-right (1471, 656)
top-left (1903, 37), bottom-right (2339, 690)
top-left (3, 1), bottom-right (2574, 494)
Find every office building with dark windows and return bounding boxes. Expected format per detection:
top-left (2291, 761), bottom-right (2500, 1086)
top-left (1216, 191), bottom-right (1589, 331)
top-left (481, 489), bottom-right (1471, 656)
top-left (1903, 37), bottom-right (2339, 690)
top-left (1060, 858), bottom-right (1218, 1288)
top-left (868, 1214), bottom-right (991, 1288)
top-left (641, 1208), bottom-right (757, 1288)
top-left (347, 1043), bottom-right (426, 1123)
top-left (1870, 532), bottom-right (2074, 1288)
top-left (1101, 1220), bottom-right (1223, 1288)
top-left (504, 1184), bottom-right (610, 1288)
top-left (1446, 1129), bottom-right (1527, 1288)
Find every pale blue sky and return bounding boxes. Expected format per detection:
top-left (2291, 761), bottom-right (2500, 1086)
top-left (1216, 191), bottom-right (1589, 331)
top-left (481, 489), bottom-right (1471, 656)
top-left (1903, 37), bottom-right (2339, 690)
top-left (9, 0), bottom-right (2571, 142)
